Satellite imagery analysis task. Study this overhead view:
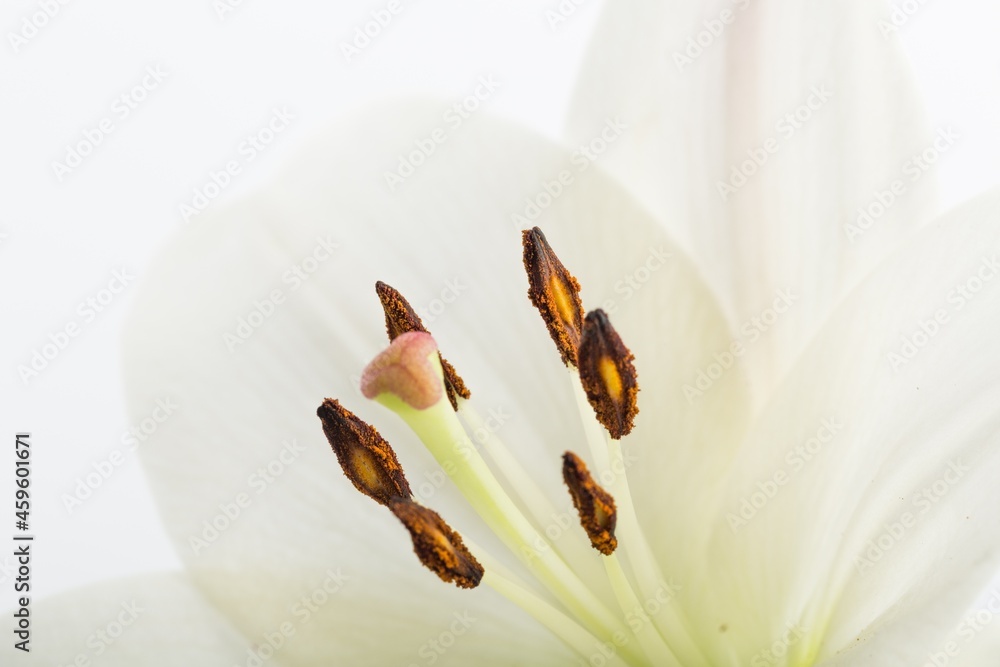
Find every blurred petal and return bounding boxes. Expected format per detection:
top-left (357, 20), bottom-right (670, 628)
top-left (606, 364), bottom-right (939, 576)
top-left (696, 190), bottom-right (1000, 663)
top-left (568, 0), bottom-right (939, 405)
top-left (18, 574), bottom-right (264, 666)
top-left (122, 102), bottom-right (747, 661)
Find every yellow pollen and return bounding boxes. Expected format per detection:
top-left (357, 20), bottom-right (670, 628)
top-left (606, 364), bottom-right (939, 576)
top-left (349, 449), bottom-right (392, 497)
top-left (549, 275), bottom-right (577, 327)
top-left (598, 357), bottom-right (623, 403)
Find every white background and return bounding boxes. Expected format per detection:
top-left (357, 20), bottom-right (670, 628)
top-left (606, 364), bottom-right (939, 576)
top-left (2, 0), bottom-right (999, 605)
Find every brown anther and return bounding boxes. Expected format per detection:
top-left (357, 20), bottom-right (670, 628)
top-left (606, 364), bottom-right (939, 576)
top-left (388, 498), bottom-right (484, 589)
top-left (561, 451), bottom-right (617, 555)
top-left (521, 227), bottom-right (584, 366)
top-left (317, 398), bottom-right (412, 506)
top-left (375, 281), bottom-right (470, 410)
top-left (578, 309), bottom-right (639, 439)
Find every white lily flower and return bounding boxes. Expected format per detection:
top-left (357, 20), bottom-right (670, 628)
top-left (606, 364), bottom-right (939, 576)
top-left (26, 1), bottom-right (1000, 666)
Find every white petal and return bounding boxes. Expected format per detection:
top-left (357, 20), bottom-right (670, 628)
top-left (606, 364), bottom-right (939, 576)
top-left (19, 573), bottom-right (266, 666)
top-left (567, 0), bottom-right (939, 404)
top-left (948, 593), bottom-right (1000, 667)
top-left (696, 190), bottom-right (1000, 663)
top-left (122, 102), bottom-right (746, 662)
top-left (821, 579), bottom-right (1000, 666)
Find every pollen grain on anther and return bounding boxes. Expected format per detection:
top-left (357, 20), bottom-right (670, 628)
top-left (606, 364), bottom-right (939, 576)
top-left (562, 451), bottom-right (618, 556)
top-left (317, 398), bottom-right (412, 506)
top-left (578, 309), bottom-right (639, 439)
top-left (375, 280), bottom-right (470, 410)
top-left (521, 227), bottom-right (585, 367)
top-left (389, 497), bottom-right (484, 589)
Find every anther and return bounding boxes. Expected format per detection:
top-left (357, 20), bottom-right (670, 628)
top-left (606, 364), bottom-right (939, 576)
top-left (578, 310), bottom-right (639, 439)
top-left (562, 451), bottom-right (618, 556)
top-left (317, 398), bottom-right (412, 506)
top-left (389, 497), bottom-right (484, 589)
top-left (375, 281), bottom-right (470, 410)
top-left (521, 227), bottom-right (584, 366)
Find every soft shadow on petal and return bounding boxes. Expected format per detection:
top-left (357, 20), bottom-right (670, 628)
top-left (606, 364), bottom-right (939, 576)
top-left (698, 190), bottom-right (1000, 664)
top-left (567, 0), bottom-right (938, 405)
top-left (15, 573), bottom-right (267, 666)
top-left (122, 102), bottom-right (746, 663)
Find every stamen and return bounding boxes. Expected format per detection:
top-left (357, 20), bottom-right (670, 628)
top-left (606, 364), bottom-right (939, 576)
top-left (568, 375), bottom-right (709, 666)
top-left (388, 497), bottom-right (484, 589)
top-left (562, 451), bottom-right (618, 555)
top-left (578, 309), bottom-right (639, 439)
top-left (375, 280), bottom-right (470, 409)
top-left (360, 331), bottom-right (443, 410)
top-left (316, 398), bottom-right (411, 506)
top-left (521, 227), bottom-right (584, 366)
top-left (362, 336), bottom-right (645, 660)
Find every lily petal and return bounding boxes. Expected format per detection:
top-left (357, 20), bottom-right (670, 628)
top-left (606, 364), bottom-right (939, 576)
top-left (122, 103), bottom-right (745, 662)
top-left (822, 579), bottom-right (1000, 666)
top-left (19, 573), bottom-right (268, 666)
top-left (567, 0), bottom-right (939, 404)
top-left (699, 189), bottom-right (1000, 664)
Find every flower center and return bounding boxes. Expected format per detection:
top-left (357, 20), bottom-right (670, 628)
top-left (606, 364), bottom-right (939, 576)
top-left (317, 227), bottom-right (815, 666)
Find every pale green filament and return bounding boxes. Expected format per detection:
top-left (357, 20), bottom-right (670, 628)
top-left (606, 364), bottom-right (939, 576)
top-left (603, 553), bottom-right (681, 667)
top-left (568, 371), bottom-right (711, 666)
top-left (457, 401), bottom-right (563, 534)
top-left (465, 538), bottom-right (632, 667)
top-left (463, 399), bottom-right (677, 665)
top-left (375, 388), bottom-right (648, 666)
